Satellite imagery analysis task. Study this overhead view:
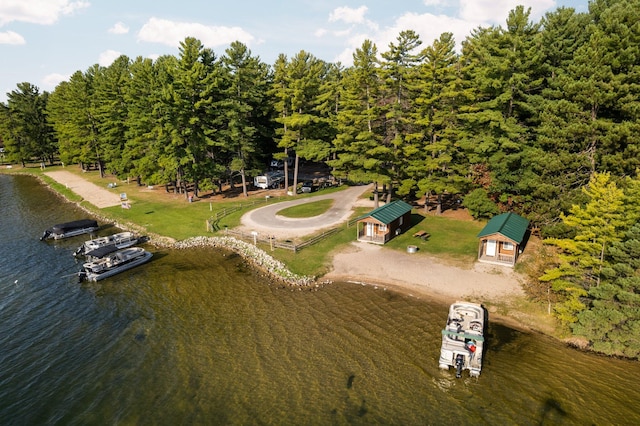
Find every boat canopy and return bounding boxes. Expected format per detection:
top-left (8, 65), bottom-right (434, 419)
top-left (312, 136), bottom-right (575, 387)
top-left (51, 219), bottom-right (98, 233)
top-left (85, 245), bottom-right (120, 258)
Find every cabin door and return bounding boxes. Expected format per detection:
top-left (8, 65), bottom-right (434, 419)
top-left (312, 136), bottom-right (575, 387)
top-left (366, 223), bottom-right (374, 237)
top-left (486, 240), bottom-right (497, 257)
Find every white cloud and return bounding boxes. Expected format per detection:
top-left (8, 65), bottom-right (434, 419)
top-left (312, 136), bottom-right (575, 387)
top-left (459, 0), bottom-right (556, 23)
top-left (42, 72), bottom-right (70, 91)
top-left (98, 49), bottom-right (122, 66)
top-left (0, 0), bottom-right (89, 26)
top-left (0, 30), bottom-right (25, 44)
top-left (329, 6), bottom-right (368, 24)
top-left (108, 21), bottom-right (129, 35)
top-left (378, 12), bottom-right (475, 52)
top-left (330, 0), bottom-right (561, 66)
top-left (137, 17), bottom-right (255, 49)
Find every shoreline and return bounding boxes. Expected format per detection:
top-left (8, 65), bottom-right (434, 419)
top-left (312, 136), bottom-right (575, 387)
top-left (27, 169), bottom-right (548, 334)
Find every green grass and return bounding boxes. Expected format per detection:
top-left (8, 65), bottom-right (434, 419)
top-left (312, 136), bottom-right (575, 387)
top-left (259, 208), bottom-right (368, 277)
top-left (386, 213), bottom-right (485, 266)
top-left (277, 199), bottom-right (333, 218)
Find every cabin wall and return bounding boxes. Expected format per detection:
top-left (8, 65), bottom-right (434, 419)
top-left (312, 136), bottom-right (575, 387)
top-left (478, 234), bottom-right (519, 266)
top-left (356, 211), bottom-right (412, 245)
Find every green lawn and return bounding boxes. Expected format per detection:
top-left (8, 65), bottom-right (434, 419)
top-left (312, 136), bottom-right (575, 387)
top-left (276, 199), bottom-right (333, 218)
top-left (386, 213), bottom-right (484, 265)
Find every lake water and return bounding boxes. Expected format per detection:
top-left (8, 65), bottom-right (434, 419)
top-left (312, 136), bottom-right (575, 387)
top-left (1, 173), bottom-right (639, 425)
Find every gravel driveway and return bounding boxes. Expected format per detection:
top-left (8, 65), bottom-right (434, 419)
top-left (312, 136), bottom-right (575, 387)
top-left (239, 184), bottom-right (373, 239)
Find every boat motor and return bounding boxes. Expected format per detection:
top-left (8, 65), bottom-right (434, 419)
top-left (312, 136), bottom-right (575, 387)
top-left (455, 354), bottom-right (465, 378)
top-left (40, 230), bottom-right (51, 241)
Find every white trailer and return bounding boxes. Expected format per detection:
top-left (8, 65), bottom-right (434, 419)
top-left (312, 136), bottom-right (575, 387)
top-left (254, 171), bottom-right (284, 189)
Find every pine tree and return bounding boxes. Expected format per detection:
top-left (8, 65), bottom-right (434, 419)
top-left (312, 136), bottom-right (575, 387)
top-left (221, 41), bottom-right (271, 196)
top-left (160, 37), bottom-right (223, 198)
top-left (459, 6), bottom-right (542, 210)
top-left (379, 30), bottom-right (423, 201)
top-left (541, 172), bottom-right (629, 325)
top-left (330, 39), bottom-right (386, 195)
top-left (0, 83), bottom-right (56, 167)
top-left (573, 224), bottom-right (640, 357)
top-left (93, 55), bottom-right (131, 178)
top-left (401, 32), bottom-right (469, 213)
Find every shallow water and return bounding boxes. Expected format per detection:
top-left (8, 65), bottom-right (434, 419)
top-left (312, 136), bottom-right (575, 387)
top-left (1, 174), bottom-right (639, 425)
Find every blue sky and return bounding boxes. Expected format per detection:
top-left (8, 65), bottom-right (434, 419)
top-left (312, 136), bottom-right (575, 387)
top-left (0, 0), bottom-right (589, 103)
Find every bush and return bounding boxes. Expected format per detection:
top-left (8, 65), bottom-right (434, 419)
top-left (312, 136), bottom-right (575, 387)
top-left (463, 188), bottom-right (499, 219)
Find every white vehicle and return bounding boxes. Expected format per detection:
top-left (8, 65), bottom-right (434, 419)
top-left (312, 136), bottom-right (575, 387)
top-left (254, 171), bottom-right (284, 189)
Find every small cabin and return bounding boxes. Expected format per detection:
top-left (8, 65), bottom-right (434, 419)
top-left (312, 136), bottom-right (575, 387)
top-left (477, 212), bottom-right (530, 267)
top-left (356, 200), bottom-right (413, 244)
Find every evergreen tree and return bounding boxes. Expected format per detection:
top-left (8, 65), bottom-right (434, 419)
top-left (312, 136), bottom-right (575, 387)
top-left (379, 30), bottom-right (423, 201)
top-left (573, 224), bottom-right (640, 357)
top-left (0, 83), bottom-right (56, 166)
top-left (160, 37), bottom-right (223, 198)
top-left (459, 6), bottom-right (542, 210)
top-left (541, 172), bottom-right (629, 325)
top-left (47, 68), bottom-right (102, 171)
top-left (274, 50), bottom-right (324, 194)
top-left (401, 32), bottom-right (469, 213)
top-left (528, 7), bottom-right (592, 229)
top-left (221, 41), bottom-right (271, 196)
top-left (93, 55), bottom-right (132, 177)
top-left (330, 39), bottom-right (386, 196)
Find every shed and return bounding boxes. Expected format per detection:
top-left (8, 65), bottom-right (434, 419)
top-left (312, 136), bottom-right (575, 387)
top-left (355, 200), bottom-right (413, 244)
top-left (477, 212), bottom-right (529, 267)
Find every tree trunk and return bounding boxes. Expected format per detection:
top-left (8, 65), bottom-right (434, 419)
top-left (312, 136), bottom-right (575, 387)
top-left (374, 182), bottom-right (379, 209)
top-left (292, 154), bottom-right (300, 196)
top-left (240, 169), bottom-right (248, 197)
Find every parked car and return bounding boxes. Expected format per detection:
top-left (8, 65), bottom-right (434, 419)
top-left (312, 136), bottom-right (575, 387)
top-left (301, 181), bottom-right (315, 193)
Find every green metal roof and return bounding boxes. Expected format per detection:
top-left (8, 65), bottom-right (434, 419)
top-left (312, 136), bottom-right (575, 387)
top-left (358, 200), bottom-right (413, 225)
top-left (477, 212), bottom-right (530, 243)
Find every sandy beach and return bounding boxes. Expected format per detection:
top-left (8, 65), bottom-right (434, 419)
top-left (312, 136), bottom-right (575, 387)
top-left (44, 170), bottom-right (122, 208)
top-left (323, 241), bottom-right (525, 304)
top-left (43, 170), bottom-right (527, 307)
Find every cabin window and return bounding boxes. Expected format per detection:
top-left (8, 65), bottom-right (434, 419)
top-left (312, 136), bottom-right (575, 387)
top-left (503, 242), bottom-right (514, 251)
top-left (379, 224), bottom-right (387, 232)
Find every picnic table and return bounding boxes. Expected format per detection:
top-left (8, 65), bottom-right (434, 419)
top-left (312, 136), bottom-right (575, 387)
top-left (413, 230), bottom-right (430, 240)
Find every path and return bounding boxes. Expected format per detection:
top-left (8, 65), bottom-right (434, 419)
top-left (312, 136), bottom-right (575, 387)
top-left (239, 184), bottom-right (373, 238)
top-left (44, 171), bottom-right (122, 208)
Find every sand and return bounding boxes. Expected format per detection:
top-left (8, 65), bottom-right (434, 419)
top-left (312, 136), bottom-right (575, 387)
top-left (323, 241), bottom-right (525, 304)
top-left (44, 170), bottom-right (122, 208)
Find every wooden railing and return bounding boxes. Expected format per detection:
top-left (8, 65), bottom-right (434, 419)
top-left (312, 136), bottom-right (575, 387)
top-left (222, 226), bottom-right (343, 252)
top-left (356, 231), bottom-right (386, 244)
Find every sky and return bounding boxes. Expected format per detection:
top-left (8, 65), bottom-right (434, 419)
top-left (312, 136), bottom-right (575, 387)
top-left (0, 0), bottom-right (590, 103)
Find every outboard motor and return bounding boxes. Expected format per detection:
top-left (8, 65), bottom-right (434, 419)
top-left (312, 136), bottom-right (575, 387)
top-left (73, 245), bottom-right (84, 257)
top-left (40, 230), bottom-right (51, 241)
top-left (455, 354), bottom-right (465, 378)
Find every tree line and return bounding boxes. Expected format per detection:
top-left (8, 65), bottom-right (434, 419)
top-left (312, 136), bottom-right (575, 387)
top-left (1, 0), bottom-right (639, 356)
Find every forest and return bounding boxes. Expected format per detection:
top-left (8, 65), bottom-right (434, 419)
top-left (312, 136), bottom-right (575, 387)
top-left (1, 0), bottom-right (639, 357)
